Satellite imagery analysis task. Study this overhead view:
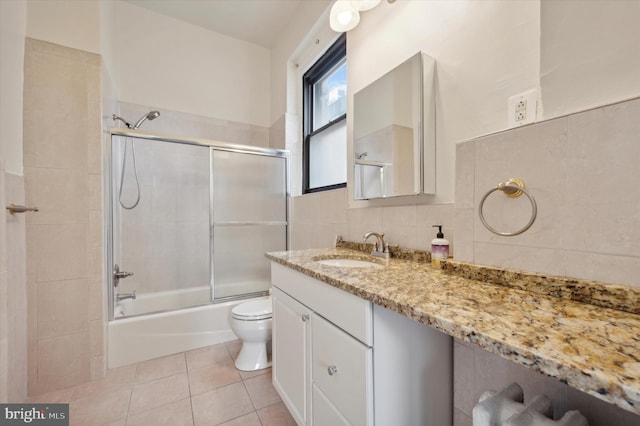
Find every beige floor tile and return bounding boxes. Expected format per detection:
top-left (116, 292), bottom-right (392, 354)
top-left (243, 371), bottom-right (281, 409)
top-left (134, 353), bottom-right (185, 383)
top-left (105, 364), bottom-right (137, 384)
top-left (219, 412), bottom-right (262, 426)
top-left (103, 419), bottom-right (126, 426)
top-left (24, 387), bottom-right (73, 403)
top-left (129, 373), bottom-right (190, 415)
top-left (70, 380), bottom-right (134, 402)
top-left (70, 364), bottom-right (136, 402)
top-left (239, 366), bottom-right (271, 381)
top-left (191, 382), bottom-right (254, 426)
top-left (186, 343), bottom-right (233, 371)
top-left (125, 397), bottom-right (193, 426)
top-left (188, 359), bottom-right (241, 395)
top-left (69, 387), bottom-right (131, 426)
top-left (257, 402), bottom-right (297, 426)
top-left (225, 339), bottom-right (242, 360)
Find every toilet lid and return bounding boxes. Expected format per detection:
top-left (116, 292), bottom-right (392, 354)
top-left (232, 298), bottom-right (272, 320)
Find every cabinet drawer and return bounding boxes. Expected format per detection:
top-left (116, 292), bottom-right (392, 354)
top-left (312, 314), bottom-right (372, 426)
top-left (271, 262), bottom-right (372, 345)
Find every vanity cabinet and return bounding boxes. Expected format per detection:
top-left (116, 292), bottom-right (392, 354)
top-left (273, 289), bottom-right (312, 424)
top-left (271, 262), bottom-right (453, 426)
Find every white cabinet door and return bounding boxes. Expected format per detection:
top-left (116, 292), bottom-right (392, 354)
top-left (312, 384), bottom-right (350, 426)
top-left (311, 314), bottom-right (373, 426)
top-left (273, 287), bottom-right (312, 425)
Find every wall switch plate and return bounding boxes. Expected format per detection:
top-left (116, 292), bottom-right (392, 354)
top-left (508, 89), bottom-right (538, 128)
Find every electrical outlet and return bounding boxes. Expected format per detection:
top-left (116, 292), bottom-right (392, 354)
top-left (508, 89), bottom-right (538, 128)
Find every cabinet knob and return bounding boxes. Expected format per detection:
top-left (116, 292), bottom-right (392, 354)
top-left (327, 365), bottom-right (338, 376)
top-left (301, 314), bottom-right (310, 322)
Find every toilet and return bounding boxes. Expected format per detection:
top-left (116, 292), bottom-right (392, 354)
top-left (230, 297), bottom-right (273, 371)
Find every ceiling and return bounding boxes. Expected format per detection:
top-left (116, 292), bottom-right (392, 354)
top-left (123, 0), bottom-right (303, 48)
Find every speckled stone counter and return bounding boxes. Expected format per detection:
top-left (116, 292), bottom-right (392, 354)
top-left (265, 247), bottom-right (640, 415)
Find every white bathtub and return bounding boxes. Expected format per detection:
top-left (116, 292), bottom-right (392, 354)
top-left (114, 285), bottom-right (212, 317)
top-left (108, 289), bottom-right (269, 368)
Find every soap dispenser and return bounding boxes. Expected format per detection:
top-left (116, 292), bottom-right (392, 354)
top-left (431, 225), bottom-right (449, 267)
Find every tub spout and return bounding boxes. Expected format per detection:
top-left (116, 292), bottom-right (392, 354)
top-left (116, 291), bottom-right (136, 302)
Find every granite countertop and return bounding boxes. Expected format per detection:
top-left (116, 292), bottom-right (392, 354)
top-left (265, 246), bottom-right (640, 415)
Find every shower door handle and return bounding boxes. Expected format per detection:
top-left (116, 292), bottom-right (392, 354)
top-left (113, 264), bottom-right (133, 287)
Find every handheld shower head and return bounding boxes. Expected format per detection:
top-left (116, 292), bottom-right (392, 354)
top-left (133, 111), bottom-right (160, 129)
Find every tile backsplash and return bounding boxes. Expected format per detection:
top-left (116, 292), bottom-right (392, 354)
top-left (454, 97), bottom-right (640, 288)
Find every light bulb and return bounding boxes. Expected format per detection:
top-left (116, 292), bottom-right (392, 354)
top-left (338, 9), bottom-right (357, 26)
top-left (330, 1), bottom-right (361, 32)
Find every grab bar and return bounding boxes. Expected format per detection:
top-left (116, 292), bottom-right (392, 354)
top-left (6, 204), bottom-right (39, 215)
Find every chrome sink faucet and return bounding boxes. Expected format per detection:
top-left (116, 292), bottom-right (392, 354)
top-left (363, 232), bottom-right (390, 258)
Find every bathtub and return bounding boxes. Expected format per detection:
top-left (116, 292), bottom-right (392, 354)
top-left (108, 287), bottom-right (269, 368)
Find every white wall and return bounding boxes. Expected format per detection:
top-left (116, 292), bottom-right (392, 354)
top-left (349, 0), bottom-right (540, 205)
top-left (26, 0), bottom-right (101, 54)
top-left (0, 0), bottom-right (27, 176)
top-left (109, 1), bottom-right (271, 127)
top-left (540, 0), bottom-right (640, 119)
top-left (270, 0), bottom-right (332, 125)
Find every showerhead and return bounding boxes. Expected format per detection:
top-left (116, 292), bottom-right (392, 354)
top-left (133, 111), bottom-right (160, 129)
top-left (112, 114), bottom-right (132, 128)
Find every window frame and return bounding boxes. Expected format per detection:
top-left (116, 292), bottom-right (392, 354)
top-left (302, 34), bottom-right (347, 194)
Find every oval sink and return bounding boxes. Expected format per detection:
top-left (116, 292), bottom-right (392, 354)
top-left (315, 258), bottom-right (383, 268)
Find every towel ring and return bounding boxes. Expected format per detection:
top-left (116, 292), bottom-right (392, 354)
top-left (479, 178), bottom-right (537, 236)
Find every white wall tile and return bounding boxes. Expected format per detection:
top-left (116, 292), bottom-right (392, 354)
top-left (37, 332), bottom-right (90, 393)
top-left (455, 140), bottom-right (475, 210)
top-left (473, 118), bottom-right (568, 250)
top-left (37, 279), bottom-right (89, 339)
top-left (564, 99), bottom-right (640, 258)
top-left (36, 224), bottom-right (88, 282)
top-left (24, 40), bottom-right (104, 394)
top-left (31, 168), bottom-right (89, 224)
top-left (564, 251), bottom-right (640, 287)
top-left (473, 242), bottom-right (566, 276)
top-left (454, 98), bottom-right (640, 287)
top-left (454, 208), bottom-right (474, 262)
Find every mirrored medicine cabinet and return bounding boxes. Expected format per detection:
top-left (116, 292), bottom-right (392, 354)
top-left (353, 52), bottom-right (435, 200)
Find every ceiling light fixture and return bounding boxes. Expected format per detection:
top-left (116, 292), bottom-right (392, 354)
top-left (330, 0), bottom-right (385, 33)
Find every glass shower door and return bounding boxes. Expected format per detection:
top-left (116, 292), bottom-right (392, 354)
top-left (211, 149), bottom-right (287, 300)
top-left (111, 135), bottom-right (211, 316)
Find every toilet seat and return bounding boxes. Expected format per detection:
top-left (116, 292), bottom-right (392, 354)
top-left (232, 298), bottom-right (272, 321)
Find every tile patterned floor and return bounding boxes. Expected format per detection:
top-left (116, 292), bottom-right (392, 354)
top-left (25, 340), bottom-right (296, 426)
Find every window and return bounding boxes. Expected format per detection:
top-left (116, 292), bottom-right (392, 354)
top-left (303, 34), bottom-right (347, 193)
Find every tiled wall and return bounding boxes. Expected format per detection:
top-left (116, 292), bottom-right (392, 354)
top-left (452, 98), bottom-right (640, 425)
top-left (117, 102), bottom-right (270, 147)
top-left (289, 187), bottom-right (455, 252)
top-left (0, 166), bottom-right (28, 402)
top-left (453, 339), bottom-right (639, 426)
top-left (23, 38), bottom-right (103, 395)
top-left (454, 98), bottom-right (640, 288)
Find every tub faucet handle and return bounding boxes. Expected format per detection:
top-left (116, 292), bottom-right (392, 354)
top-left (113, 264), bottom-right (134, 287)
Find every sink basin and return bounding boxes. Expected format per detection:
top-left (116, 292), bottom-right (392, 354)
top-left (315, 258), bottom-right (383, 268)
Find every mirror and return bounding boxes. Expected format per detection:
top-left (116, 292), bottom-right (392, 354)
top-left (353, 52), bottom-right (435, 200)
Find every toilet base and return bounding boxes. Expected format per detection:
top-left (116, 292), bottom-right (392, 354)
top-left (234, 340), bottom-right (272, 371)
